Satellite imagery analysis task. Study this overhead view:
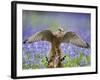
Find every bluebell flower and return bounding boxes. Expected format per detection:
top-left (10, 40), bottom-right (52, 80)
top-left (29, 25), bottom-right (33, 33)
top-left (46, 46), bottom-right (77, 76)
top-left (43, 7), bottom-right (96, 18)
top-left (69, 50), bottom-right (76, 59)
top-left (83, 49), bottom-right (91, 56)
top-left (80, 57), bottom-right (87, 66)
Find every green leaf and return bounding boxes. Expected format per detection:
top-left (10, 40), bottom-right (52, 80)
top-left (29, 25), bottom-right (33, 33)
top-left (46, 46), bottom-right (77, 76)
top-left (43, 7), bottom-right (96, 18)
top-left (86, 55), bottom-right (91, 65)
top-left (77, 52), bottom-right (84, 65)
top-left (32, 64), bottom-right (40, 69)
top-left (41, 57), bottom-right (48, 67)
top-left (26, 52), bottom-right (31, 60)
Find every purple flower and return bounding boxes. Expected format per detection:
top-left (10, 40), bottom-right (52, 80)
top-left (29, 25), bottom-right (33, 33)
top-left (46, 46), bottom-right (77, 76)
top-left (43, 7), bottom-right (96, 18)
top-left (69, 50), bottom-right (76, 59)
top-left (80, 57), bottom-right (87, 66)
top-left (83, 49), bottom-right (91, 56)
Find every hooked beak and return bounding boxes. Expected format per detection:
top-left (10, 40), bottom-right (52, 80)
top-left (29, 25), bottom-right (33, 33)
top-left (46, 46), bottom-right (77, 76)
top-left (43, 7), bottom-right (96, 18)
top-left (58, 27), bottom-right (64, 32)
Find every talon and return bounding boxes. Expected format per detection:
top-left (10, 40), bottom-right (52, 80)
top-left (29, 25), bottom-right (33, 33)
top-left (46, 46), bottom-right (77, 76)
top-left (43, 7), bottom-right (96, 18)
top-left (60, 56), bottom-right (66, 61)
top-left (45, 57), bottom-right (48, 62)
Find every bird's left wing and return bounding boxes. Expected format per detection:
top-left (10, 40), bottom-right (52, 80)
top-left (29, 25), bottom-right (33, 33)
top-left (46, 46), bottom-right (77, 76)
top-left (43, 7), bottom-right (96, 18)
top-left (62, 32), bottom-right (90, 48)
top-left (23, 30), bottom-right (54, 43)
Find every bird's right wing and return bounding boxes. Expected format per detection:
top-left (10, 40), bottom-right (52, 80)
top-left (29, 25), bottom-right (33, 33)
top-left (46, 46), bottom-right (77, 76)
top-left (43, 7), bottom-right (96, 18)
top-left (23, 30), bottom-right (54, 43)
top-left (62, 32), bottom-right (90, 48)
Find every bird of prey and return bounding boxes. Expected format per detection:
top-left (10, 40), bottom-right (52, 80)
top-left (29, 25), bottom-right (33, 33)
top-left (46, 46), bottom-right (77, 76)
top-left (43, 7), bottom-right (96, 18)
top-left (23, 27), bottom-right (90, 68)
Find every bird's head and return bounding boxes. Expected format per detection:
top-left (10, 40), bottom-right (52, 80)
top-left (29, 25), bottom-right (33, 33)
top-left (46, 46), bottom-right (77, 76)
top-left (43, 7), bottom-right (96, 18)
top-left (58, 27), bottom-right (64, 32)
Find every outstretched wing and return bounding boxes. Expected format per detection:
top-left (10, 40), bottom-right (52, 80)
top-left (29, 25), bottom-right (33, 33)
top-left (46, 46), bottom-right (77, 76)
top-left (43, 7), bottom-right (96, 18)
top-left (62, 32), bottom-right (90, 48)
top-left (23, 30), bottom-right (54, 43)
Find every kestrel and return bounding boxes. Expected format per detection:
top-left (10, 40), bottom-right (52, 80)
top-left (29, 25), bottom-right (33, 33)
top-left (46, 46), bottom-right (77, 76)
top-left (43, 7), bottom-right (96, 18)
top-left (23, 27), bottom-right (90, 68)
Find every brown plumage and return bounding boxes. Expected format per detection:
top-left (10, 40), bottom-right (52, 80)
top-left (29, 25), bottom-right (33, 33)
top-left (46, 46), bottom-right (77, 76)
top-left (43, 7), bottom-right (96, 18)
top-left (23, 27), bottom-right (90, 68)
